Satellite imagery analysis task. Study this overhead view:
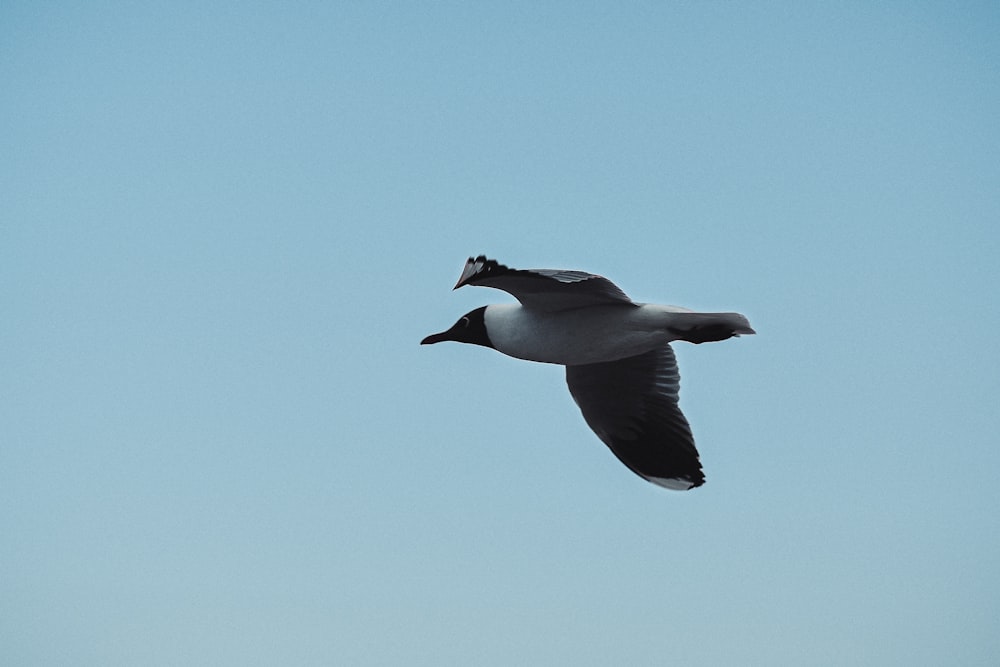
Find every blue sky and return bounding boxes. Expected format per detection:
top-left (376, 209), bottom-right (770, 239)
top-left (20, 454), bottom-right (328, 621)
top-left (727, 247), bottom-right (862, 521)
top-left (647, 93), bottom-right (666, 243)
top-left (3, 2), bottom-right (998, 665)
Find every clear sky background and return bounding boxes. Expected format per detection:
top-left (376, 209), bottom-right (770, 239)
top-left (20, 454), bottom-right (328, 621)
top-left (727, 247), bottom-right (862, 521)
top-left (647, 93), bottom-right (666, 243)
top-left (3, 2), bottom-right (998, 665)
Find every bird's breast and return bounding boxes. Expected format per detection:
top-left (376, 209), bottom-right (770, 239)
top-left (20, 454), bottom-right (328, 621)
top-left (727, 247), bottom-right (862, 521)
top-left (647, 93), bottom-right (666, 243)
top-left (483, 303), bottom-right (675, 365)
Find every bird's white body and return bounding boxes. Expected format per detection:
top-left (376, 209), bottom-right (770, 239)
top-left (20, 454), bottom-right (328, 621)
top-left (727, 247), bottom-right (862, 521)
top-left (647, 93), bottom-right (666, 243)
top-left (484, 303), bottom-right (695, 366)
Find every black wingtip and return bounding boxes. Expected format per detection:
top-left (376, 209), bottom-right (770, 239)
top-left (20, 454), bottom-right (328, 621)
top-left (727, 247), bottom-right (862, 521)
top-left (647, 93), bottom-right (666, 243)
top-left (454, 255), bottom-right (506, 289)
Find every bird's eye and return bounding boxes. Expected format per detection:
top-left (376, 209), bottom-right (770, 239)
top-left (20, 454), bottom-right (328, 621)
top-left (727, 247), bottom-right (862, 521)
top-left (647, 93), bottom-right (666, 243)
top-left (461, 317), bottom-right (470, 327)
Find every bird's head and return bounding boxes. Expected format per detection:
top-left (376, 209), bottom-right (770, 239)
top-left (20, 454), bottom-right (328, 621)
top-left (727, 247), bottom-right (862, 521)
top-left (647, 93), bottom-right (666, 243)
top-left (420, 306), bottom-right (493, 348)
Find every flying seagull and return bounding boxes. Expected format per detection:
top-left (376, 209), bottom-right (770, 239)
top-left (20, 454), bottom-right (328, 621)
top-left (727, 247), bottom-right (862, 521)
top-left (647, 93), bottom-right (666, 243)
top-left (421, 256), bottom-right (754, 490)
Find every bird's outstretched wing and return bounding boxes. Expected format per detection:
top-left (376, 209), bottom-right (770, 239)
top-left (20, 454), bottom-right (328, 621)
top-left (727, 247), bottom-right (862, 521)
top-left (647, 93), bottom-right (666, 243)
top-left (454, 255), bottom-right (636, 311)
top-left (566, 345), bottom-right (704, 490)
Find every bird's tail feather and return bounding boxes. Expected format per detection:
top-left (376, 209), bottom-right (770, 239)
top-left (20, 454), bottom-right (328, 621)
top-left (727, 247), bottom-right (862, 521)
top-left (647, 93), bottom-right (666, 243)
top-left (667, 312), bottom-right (755, 344)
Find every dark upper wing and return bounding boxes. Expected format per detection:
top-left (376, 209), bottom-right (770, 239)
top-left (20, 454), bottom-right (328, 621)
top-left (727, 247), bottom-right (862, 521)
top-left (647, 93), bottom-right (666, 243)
top-left (565, 345), bottom-right (704, 490)
top-left (453, 255), bottom-right (635, 311)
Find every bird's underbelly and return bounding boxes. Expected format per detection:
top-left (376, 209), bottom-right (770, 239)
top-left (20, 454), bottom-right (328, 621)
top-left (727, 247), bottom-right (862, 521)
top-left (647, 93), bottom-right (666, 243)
top-left (484, 303), bottom-right (673, 365)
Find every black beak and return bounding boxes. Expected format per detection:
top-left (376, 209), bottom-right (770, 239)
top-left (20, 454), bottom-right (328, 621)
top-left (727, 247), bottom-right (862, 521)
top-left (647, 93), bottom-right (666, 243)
top-left (420, 331), bottom-right (450, 345)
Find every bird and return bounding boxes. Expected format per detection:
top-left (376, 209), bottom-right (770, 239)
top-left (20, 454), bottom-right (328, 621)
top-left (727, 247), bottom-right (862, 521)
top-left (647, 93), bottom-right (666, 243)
top-left (421, 255), bottom-right (754, 490)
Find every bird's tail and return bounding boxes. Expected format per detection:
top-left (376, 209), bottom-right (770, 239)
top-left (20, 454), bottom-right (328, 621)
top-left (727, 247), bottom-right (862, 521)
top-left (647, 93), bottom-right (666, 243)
top-left (667, 312), bottom-right (755, 344)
